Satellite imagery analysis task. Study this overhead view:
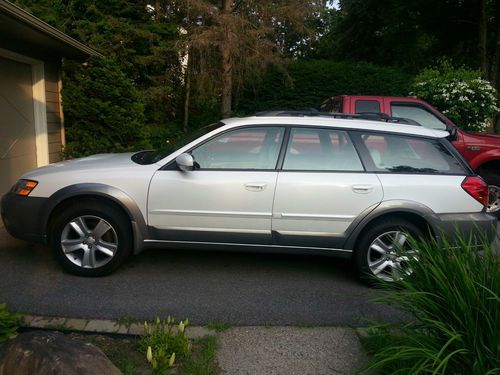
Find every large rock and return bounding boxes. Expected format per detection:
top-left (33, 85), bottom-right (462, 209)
top-left (0, 331), bottom-right (122, 375)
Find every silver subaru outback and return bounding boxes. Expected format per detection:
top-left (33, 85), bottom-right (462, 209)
top-left (2, 112), bottom-right (497, 281)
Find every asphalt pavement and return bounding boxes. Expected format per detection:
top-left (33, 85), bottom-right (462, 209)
top-left (0, 223), bottom-right (498, 326)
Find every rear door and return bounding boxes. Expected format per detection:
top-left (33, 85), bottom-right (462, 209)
top-left (272, 127), bottom-right (383, 248)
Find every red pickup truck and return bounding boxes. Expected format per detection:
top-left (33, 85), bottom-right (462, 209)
top-left (320, 95), bottom-right (500, 217)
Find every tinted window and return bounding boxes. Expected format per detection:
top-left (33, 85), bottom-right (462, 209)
top-left (355, 100), bottom-right (380, 114)
top-left (391, 104), bottom-right (446, 130)
top-left (319, 98), bottom-right (342, 113)
top-left (191, 127), bottom-right (284, 169)
top-left (283, 128), bottom-right (364, 171)
top-left (360, 133), bottom-right (465, 174)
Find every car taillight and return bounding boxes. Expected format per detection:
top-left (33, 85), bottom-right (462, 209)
top-left (461, 176), bottom-right (489, 207)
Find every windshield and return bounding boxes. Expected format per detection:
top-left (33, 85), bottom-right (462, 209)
top-left (131, 122), bottom-right (223, 165)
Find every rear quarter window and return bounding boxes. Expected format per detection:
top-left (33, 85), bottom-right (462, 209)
top-left (355, 100), bottom-right (381, 114)
top-left (355, 132), bottom-right (466, 174)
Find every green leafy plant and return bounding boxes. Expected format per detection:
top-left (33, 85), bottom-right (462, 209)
top-left (359, 232), bottom-right (500, 374)
top-left (140, 316), bottom-right (190, 374)
top-left (412, 61), bottom-right (499, 132)
top-left (0, 304), bottom-right (22, 342)
top-left (61, 57), bottom-right (151, 158)
top-left (236, 60), bottom-right (411, 115)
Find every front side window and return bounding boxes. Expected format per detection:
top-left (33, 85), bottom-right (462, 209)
top-left (359, 133), bottom-right (465, 174)
top-left (191, 127), bottom-right (284, 170)
top-left (391, 104), bottom-right (446, 130)
top-left (283, 128), bottom-right (364, 171)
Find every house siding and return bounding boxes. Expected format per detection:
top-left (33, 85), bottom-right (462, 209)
top-left (44, 61), bottom-right (63, 163)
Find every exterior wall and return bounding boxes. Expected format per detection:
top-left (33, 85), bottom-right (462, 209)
top-left (0, 40), bottom-right (64, 164)
top-left (44, 62), bottom-right (63, 163)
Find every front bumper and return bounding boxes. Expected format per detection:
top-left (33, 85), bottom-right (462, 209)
top-left (1, 192), bottom-right (48, 244)
top-left (427, 212), bottom-right (498, 248)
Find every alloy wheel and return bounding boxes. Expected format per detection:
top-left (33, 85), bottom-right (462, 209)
top-left (367, 230), bottom-right (418, 282)
top-left (60, 215), bottom-right (118, 269)
top-left (487, 185), bottom-right (500, 214)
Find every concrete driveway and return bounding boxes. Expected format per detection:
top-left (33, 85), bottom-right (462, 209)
top-left (0, 223), bottom-right (498, 326)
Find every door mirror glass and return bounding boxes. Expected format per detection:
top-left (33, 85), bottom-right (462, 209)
top-left (446, 125), bottom-right (458, 141)
top-left (176, 153), bottom-right (194, 171)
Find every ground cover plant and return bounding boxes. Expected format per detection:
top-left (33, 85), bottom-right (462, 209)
top-left (140, 316), bottom-right (191, 374)
top-left (359, 232), bottom-right (500, 374)
top-left (0, 304), bottom-right (21, 343)
top-left (72, 330), bottom-right (217, 375)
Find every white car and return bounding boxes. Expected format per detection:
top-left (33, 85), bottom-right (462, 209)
top-left (1, 112), bottom-right (497, 281)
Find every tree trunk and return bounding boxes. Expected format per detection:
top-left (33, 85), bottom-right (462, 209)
top-left (183, 52), bottom-right (191, 133)
top-left (155, 0), bottom-right (161, 22)
top-left (479, 0), bottom-right (488, 78)
top-left (220, 0), bottom-right (233, 117)
top-left (489, 0), bottom-right (500, 133)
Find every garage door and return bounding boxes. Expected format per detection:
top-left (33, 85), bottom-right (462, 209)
top-left (0, 57), bottom-right (37, 195)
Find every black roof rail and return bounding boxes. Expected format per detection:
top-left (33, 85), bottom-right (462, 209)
top-left (254, 110), bottom-right (421, 126)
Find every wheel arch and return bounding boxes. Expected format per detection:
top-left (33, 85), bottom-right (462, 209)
top-left (476, 159), bottom-right (500, 176)
top-left (344, 201), bottom-right (437, 252)
top-left (43, 183), bottom-right (147, 254)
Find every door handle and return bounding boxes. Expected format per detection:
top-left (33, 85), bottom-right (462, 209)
top-left (244, 182), bottom-right (267, 192)
top-left (352, 184), bottom-right (373, 194)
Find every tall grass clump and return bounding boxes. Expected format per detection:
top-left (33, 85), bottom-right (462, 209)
top-left (360, 232), bottom-right (499, 374)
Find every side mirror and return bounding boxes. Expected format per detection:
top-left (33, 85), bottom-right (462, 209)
top-left (176, 153), bottom-right (194, 171)
top-left (446, 125), bottom-right (458, 141)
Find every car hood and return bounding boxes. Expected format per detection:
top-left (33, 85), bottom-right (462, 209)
top-left (22, 153), bottom-right (137, 179)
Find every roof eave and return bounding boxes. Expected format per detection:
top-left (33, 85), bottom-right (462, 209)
top-left (0, 0), bottom-right (101, 57)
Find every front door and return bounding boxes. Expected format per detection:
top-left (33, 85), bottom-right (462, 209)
top-left (148, 126), bottom-right (285, 244)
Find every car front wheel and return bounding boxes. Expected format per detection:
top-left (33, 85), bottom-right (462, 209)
top-left (50, 201), bottom-right (132, 276)
top-left (355, 218), bottom-right (422, 284)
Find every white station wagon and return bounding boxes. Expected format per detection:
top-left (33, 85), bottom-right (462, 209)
top-left (1, 112), bottom-right (497, 281)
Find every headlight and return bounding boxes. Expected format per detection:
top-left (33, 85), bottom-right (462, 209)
top-left (11, 179), bottom-right (38, 196)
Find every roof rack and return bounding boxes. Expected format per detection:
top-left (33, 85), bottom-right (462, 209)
top-left (254, 110), bottom-right (421, 126)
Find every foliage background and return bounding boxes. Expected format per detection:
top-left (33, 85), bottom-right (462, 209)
top-left (12, 0), bottom-right (500, 157)
top-left (411, 62), bottom-right (499, 132)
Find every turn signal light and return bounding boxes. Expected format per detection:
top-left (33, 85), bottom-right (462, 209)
top-left (11, 179), bottom-right (38, 196)
top-left (461, 176), bottom-right (489, 207)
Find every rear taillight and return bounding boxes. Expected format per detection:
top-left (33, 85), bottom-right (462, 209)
top-left (461, 176), bottom-right (489, 207)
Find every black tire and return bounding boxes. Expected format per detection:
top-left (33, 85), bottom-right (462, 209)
top-left (50, 200), bottom-right (132, 276)
top-left (483, 174), bottom-right (500, 218)
top-left (355, 218), bottom-right (423, 285)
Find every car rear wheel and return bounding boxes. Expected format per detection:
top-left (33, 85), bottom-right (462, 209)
top-left (483, 174), bottom-right (500, 218)
top-left (50, 201), bottom-right (132, 276)
top-left (355, 218), bottom-right (422, 284)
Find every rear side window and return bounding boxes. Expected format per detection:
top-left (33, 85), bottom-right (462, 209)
top-left (283, 128), bottom-right (364, 171)
top-left (355, 100), bottom-right (380, 114)
top-left (357, 133), bottom-right (466, 174)
top-left (319, 98), bottom-right (342, 113)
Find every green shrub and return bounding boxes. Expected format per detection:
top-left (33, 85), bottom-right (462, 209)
top-left (412, 61), bottom-right (499, 132)
top-left (0, 304), bottom-right (21, 342)
top-left (359, 233), bottom-right (500, 374)
top-left (140, 316), bottom-right (190, 374)
top-left (62, 57), bottom-right (151, 158)
top-left (235, 60), bottom-right (411, 114)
